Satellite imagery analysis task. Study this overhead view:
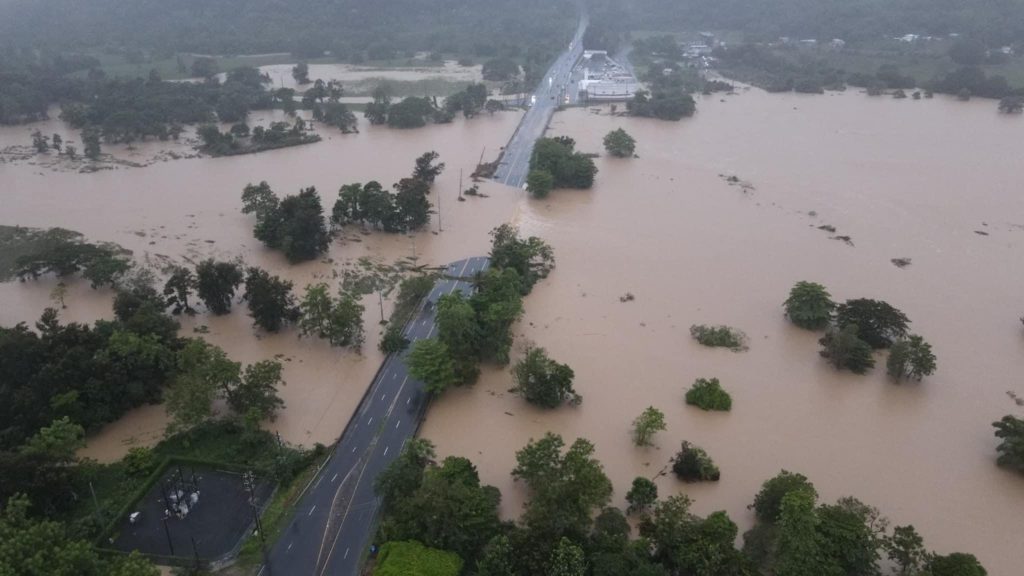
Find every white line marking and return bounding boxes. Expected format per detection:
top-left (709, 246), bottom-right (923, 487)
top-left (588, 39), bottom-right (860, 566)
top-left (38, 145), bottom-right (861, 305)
top-left (344, 548), bottom-right (350, 559)
top-left (383, 445), bottom-right (389, 456)
top-left (287, 542), bottom-right (293, 551)
top-left (395, 420), bottom-right (400, 429)
top-left (380, 393), bottom-right (385, 401)
top-left (352, 446), bottom-right (356, 452)
top-left (308, 505), bottom-right (316, 516)
top-left (331, 473), bottom-right (338, 482)
top-left (367, 417), bottom-right (373, 426)
top-left (406, 397), bottom-right (410, 405)
top-left (392, 373), bottom-right (397, 380)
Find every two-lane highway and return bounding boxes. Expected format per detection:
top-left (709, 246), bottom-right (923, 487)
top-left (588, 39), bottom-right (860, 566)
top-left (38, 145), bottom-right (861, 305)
top-left (260, 257), bottom-right (489, 576)
top-left (493, 13), bottom-right (589, 189)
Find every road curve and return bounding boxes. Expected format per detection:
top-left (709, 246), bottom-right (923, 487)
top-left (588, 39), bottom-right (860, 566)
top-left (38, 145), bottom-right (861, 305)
top-left (259, 257), bottom-right (490, 576)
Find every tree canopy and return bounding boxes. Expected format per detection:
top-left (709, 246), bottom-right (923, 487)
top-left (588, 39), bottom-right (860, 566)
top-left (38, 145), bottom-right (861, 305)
top-left (510, 347), bottom-right (580, 408)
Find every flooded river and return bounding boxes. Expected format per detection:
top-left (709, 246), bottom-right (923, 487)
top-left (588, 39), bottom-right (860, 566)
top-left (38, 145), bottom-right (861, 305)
top-left (0, 110), bottom-right (522, 457)
top-left (1, 87), bottom-right (1022, 573)
top-left (421, 91), bottom-right (1024, 573)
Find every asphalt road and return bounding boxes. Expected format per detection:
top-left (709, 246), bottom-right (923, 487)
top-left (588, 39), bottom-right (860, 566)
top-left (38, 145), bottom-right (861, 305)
top-left (493, 14), bottom-right (589, 189)
top-left (259, 257), bottom-right (490, 576)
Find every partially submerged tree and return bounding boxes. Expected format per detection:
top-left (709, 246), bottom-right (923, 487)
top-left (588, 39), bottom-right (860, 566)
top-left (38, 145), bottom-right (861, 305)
top-left (672, 441), bottom-right (720, 482)
top-left (603, 128), bottom-right (636, 157)
top-left (886, 335), bottom-right (937, 382)
top-left (510, 347), bottom-right (580, 408)
top-left (163, 265), bottom-right (197, 315)
top-left (993, 415), bottom-right (1024, 472)
top-left (783, 281), bottom-right (835, 330)
top-left (298, 283), bottom-right (365, 348)
top-left (835, 298), bottom-right (910, 349)
top-left (685, 377), bottom-right (732, 411)
top-left (632, 406), bottom-right (667, 446)
top-left (242, 267), bottom-right (299, 332)
top-left (195, 259), bottom-right (244, 314)
top-left (819, 324), bottom-right (876, 374)
top-left (625, 476), bottom-right (658, 515)
top-left (488, 224), bottom-right (555, 294)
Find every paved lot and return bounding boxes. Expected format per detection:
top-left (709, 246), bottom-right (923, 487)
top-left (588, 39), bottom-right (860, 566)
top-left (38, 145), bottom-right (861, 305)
top-left (111, 466), bottom-right (273, 561)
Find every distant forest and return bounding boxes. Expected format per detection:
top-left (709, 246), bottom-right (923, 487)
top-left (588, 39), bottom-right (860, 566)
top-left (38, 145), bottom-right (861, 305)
top-left (0, 0), bottom-right (577, 58)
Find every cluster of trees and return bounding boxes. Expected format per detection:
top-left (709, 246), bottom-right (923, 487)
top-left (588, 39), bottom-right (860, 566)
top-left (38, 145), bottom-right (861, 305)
top-left (509, 347), bottom-right (580, 408)
top-left (241, 182), bottom-right (331, 262)
top-left (199, 117), bottom-right (319, 156)
top-left (0, 495), bottom-right (159, 576)
top-left (784, 282), bottom-right (937, 380)
top-left (407, 225), bottom-right (553, 394)
top-left (364, 83), bottom-right (497, 128)
top-left (374, 434), bottom-right (989, 576)
top-left (603, 128), bottom-right (636, 157)
top-left (14, 228), bottom-right (131, 288)
top-left (331, 151), bottom-right (445, 233)
top-left (743, 470), bottom-right (987, 576)
top-left (526, 137), bottom-right (598, 198)
top-left (55, 66), bottom-right (274, 143)
top-left (714, 43), bottom-right (1024, 101)
top-left (993, 415), bottom-right (1024, 473)
top-left (627, 88), bottom-right (697, 121)
top-left (672, 441), bottom-right (720, 482)
top-left (482, 57), bottom-right (521, 81)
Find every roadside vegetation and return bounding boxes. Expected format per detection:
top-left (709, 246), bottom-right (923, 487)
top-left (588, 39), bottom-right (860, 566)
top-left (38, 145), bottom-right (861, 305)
top-left (372, 435), bottom-right (986, 575)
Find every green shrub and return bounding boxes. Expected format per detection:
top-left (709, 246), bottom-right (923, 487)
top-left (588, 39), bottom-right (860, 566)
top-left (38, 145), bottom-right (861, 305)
top-left (690, 324), bottom-right (747, 351)
top-left (672, 441), bottom-right (720, 482)
top-left (993, 415), bottom-right (1024, 472)
top-left (685, 378), bottom-right (732, 411)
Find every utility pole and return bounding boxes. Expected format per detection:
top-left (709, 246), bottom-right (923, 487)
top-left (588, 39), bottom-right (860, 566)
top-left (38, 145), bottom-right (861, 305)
top-left (378, 291), bottom-right (385, 323)
top-left (437, 172), bottom-right (443, 233)
top-left (458, 168), bottom-right (464, 201)
top-left (243, 471), bottom-right (270, 570)
top-left (162, 513), bottom-right (175, 556)
top-left (88, 481), bottom-right (102, 526)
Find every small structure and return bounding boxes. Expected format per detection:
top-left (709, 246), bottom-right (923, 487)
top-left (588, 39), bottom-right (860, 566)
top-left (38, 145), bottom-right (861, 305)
top-left (576, 51), bottom-right (639, 102)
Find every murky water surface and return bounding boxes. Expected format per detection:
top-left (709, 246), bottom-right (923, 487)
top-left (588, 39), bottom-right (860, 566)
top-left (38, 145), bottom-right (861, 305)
top-left (2, 89), bottom-right (1022, 573)
top-left (423, 91), bottom-right (1024, 573)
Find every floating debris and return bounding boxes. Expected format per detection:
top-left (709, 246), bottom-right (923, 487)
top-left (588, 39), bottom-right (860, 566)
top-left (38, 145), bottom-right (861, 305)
top-left (619, 292), bottom-right (635, 303)
top-left (831, 235), bottom-right (854, 246)
top-left (891, 258), bottom-right (912, 268)
top-left (817, 224), bottom-right (837, 233)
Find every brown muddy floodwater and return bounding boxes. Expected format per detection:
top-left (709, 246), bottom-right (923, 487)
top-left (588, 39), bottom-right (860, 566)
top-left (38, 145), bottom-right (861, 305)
top-left (420, 90), bottom-right (1024, 574)
top-left (2, 87), bottom-right (1023, 573)
top-left (0, 109), bottom-right (523, 458)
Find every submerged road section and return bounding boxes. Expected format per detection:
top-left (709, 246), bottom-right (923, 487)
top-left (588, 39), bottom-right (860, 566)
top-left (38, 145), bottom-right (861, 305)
top-left (493, 13), bottom-right (588, 189)
top-left (260, 257), bottom-right (489, 576)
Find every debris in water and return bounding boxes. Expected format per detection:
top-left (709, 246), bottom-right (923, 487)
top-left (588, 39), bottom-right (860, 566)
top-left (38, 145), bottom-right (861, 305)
top-left (619, 292), bottom-right (635, 302)
top-left (818, 224), bottom-right (837, 233)
top-left (975, 230), bottom-right (989, 236)
top-left (831, 235), bottom-right (854, 246)
top-left (891, 258), bottom-right (912, 268)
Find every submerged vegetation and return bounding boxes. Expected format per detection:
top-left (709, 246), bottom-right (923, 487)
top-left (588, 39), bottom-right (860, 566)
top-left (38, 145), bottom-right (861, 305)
top-left (690, 324), bottom-right (748, 351)
top-left (685, 377), bottom-right (733, 411)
